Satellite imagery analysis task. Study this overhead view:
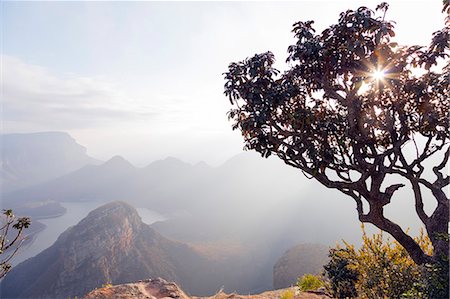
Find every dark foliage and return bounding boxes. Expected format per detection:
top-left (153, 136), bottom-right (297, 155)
top-left (323, 248), bottom-right (358, 298)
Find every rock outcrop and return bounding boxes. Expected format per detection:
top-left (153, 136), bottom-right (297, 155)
top-left (83, 277), bottom-right (331, 299)
top-left (83, 277), bottom-right (191, 299)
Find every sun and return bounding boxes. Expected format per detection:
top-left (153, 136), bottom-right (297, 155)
top-left (372, 69), bottom-right (385, 81)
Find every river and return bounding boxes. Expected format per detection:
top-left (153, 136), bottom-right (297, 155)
top-left (13, 201), bottom-right (165, 266)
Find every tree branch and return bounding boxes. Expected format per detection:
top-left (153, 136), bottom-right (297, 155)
top-left (363, 203), bottom-right (432, 265)
top-left (433, 146), bottom-right (450, 182)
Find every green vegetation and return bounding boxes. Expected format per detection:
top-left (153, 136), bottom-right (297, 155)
top-left (323, 227), bottom-right (440, 298)
top-left (280, 289), bottom-right (295, 299)
top-left (0, 209), bottom-right (31, 279)
top-left (297, 274), bottom-right (324, 292)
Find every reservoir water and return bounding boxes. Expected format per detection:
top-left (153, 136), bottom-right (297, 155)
top-left (13, 201), bottom-right (165, 265)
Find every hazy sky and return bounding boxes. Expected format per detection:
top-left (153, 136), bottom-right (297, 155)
top-left (1, 0), bottom-right (445, 165)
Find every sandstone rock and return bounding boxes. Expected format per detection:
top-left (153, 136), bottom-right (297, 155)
top-left (83, 277), bottom-right (190, 299)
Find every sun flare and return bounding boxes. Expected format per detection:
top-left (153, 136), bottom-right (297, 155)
top-left (372, 69), bottom-right (385, 81)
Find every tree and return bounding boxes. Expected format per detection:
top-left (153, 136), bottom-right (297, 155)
top-left (0, 209), bottom-right (31, 279)
top-left (224, 1), bottom-right (449, 289)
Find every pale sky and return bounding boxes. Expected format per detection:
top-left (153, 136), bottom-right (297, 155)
top-left (1, 0), bottom-right (445, 166)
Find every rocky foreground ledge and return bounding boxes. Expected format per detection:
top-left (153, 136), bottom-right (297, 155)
top-left (82, 277), bottom-right (331, 299)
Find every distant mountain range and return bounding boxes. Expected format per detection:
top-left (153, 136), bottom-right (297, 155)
top-left (1, 132), bottom-right (99, 193)
top-left (3, 154), bottom-right (213, 213)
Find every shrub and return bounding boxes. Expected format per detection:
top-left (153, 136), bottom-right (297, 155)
top-left (297, 273), bottom-right (323, 292)
top-left (323, 226), bottom-right (433, 298)
top-left (280, 289), bottom-right (294, 299)
top-left (403, 258), bottom-right (450, 299)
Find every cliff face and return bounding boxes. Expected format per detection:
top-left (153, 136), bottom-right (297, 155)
top-left (0, 202), bottom-right (206, 299)
top-left (273, 244), bottom-right (329, 289)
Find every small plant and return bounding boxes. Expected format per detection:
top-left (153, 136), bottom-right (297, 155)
top-left (297, 274), bottom-right (323, 292)
top-left (101, 282), bottom-right (113, 288)
top-left (1, 209), bottom-right (31, 279)
top-left (280, 289), bottom-right (294, 299)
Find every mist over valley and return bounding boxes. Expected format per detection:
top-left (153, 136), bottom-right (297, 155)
top-left (0, 132), bottom-right (428, 296)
